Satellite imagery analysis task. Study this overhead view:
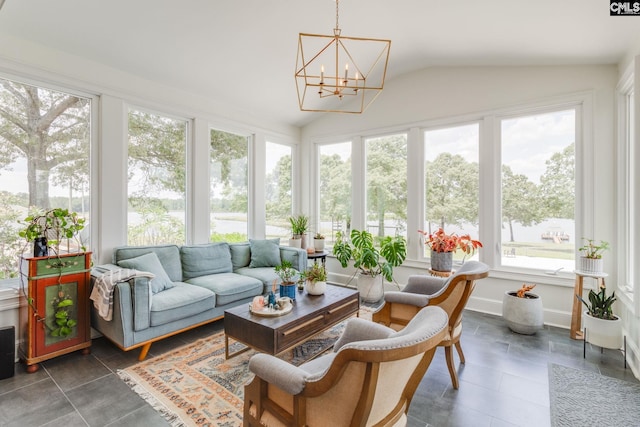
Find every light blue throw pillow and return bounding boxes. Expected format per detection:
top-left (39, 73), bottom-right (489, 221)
top-left (117, 252), bottom-right (175, 293)
top-left (249, 238), bottom-right (281, 268)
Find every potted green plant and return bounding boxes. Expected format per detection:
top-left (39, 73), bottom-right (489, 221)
top-left (19, 208), bottom-right (87, 257)
top-left (332, 229), bottom-right (407, 303)
top-left (301, 262), bottom-right (327, 295)
top-left (578, 238), bottom-right (609, 274)
top-left (313, 232), bottom-right (325, 253)
top-left (577, 284), bottom-right (622, 349)
top-left (275, 260), bottom-right (298, 300)
top-left (502, 284), bottom-right (544, 335)
top-left (288, 215), bottom-right (309, 249)
top-left (418, 228), bottom-right (482, 272)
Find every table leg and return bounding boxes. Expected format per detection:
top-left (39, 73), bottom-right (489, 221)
top-left (570, 275), bottom-right (584, 340)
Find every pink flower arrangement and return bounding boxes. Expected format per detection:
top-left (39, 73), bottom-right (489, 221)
top-left (418, 228), bottom-right (483, 254)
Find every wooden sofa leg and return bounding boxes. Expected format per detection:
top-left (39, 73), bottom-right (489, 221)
top-left (138, 342), bottom-right (152, 361)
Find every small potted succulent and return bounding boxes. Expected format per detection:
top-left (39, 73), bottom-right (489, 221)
top-left (418, 228), bottom-right (482, 272)
top-left (313, 232), bottom-right (325, 253)
top-left (577, 283), bottom-right (622, 349)
top-left (577, 238), bottom-right (609, 274)
top-left (288, 215), bottom-right (309, 249)
top-left (502, 284), bottom-right (544, 335)
top-left (275, 260), bottom-right (298, 300)
top-left (301, 262), bottom-right (327, 295)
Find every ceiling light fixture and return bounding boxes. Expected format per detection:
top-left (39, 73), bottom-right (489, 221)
top-left (295, 0), bottom-right (391, 114)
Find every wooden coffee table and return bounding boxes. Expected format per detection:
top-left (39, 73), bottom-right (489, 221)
top-left (224, 284), bottom-right (359, 359)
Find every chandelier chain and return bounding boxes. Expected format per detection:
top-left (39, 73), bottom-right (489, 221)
top-left (335, 0), bottom-right (340, 31)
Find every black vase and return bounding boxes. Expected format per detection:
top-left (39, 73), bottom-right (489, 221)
top-left (33, 237), bottom-right (48, 257)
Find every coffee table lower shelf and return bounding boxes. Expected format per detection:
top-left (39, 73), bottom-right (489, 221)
top-left (224, 285), bottom-right (359, 359)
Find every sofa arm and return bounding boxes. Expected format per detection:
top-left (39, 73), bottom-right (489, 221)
top-left (279, 246), bottom-right (308, 272)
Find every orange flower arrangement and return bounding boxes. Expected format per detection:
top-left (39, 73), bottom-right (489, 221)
top-left (418, 228), bottom-right (483, 254)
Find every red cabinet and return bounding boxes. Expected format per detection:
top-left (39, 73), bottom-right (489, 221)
top-left (19, 252), bottom-right (92, 372)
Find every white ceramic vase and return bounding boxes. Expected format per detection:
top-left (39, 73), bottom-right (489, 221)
top-left (502, 291), bottom-right (544, 335)
top-left (306, 280), bottom-right (326, 295)
top-left (289, 237), bottom-right (301, 248)
top-left (583, 311), bottom-right (623, 349)
top-left (357, 273), bottom-right (384, 303)
top-left (578, 256), bottom-right (603, 274)
top-left (313, 238), bottom-right (325, 253)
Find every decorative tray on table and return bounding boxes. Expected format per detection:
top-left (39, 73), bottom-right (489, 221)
top-left (249, 303), bottom-right (293, 317)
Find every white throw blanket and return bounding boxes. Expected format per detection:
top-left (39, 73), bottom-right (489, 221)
top-left (90, 268), bottom-right (155, 321)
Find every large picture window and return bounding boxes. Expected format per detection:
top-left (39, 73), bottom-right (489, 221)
top-left (424, 123), bottom-right (480, 260)
top-left (127, 109), bottom-right (187, 245)
top-left (210, 129), bottom-right (249, 242)
top-left (0, 78), bottom-right (91, 279)
top-left (265, 141), bottom-right (293, 241)
top-left (318, 142), bottom-right (352, 245)
top-left (365, 134), bottom-right (407, 238)
top-left (500, 109), bottom-right (576, 271)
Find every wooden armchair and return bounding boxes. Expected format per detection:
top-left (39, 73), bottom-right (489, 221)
top-left (243, 306), bottom-right (448, 427)
top-left (372, 261), bottom-right (489, 389)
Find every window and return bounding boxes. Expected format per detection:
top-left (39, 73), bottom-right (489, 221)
top-left (127, 109), bottom-right (187, 245)
top-left (424, 123), bottom-right (480, 261)
top-left (318, 142), bottom-right (352, 245)
top-left (265, 141), bottom-right (293, 241)
top-left (210, 129), bottom-right (249, 242)
top-left (0, 78), bottom-right (91, 279)
top-left (365, 133), bottom-right (407, 238)
top-left (500, 109), bottom-right (576, 271)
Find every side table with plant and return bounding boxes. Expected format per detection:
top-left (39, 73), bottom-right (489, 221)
top-left (418, 228), bottom-right (482, 272)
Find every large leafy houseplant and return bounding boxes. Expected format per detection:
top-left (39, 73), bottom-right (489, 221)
top-left (333, 229), bottom-right (407, 283)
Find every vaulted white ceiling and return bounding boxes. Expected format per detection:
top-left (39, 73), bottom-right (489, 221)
top-left (1, 0), bottom-right (639, 128)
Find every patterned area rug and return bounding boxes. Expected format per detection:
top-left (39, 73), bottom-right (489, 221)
top-left (548, 363), bottom-right (640, 427)
top-left (118, 307), bottom-right (372, 427)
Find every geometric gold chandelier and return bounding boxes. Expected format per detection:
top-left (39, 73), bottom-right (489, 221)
top-left (295, 0), bottom-right (391, 114)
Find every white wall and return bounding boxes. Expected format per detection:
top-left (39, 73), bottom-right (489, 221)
top-left (302, 64), bottom-right (619, 333)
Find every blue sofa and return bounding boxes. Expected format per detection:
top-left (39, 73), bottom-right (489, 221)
top-left (90, 241), bottom-right (307, 360)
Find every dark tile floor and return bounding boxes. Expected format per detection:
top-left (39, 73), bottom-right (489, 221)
top-left (0, 310), bottom-right (635, 427)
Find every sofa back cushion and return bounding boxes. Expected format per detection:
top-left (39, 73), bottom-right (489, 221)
top-left (230, 243), bottom-right (251, 270)
top-left (249, 238), bottom-right (281, 268)
top-left (116, 252), bottom-right (175, 294)
top-left (180, 243), bottom-right (233, 280)
top-left (112, 245), bottom-right (182, 282)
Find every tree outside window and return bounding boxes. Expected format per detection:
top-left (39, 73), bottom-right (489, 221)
top-left (501, 109), bottom-right (576, 270)
top-left (0, 79), bottom-right (91, 279)
top-left (127, 109), bottom-right (186, 246)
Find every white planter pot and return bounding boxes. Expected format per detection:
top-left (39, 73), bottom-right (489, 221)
top-left (502, 291), bottom-right (544, 335)
top-left (578, 256), bottom-right (603, 274)
top-left (289, 238), bottom-right (301, 248)
top-left (583, 311), bottom-right (623, 349)
top-left (313, 238), bottom-right (325, 253)
top-left (305, 280), bottom-right (326, 295)
top-left (357, 273), bottom-right (384, 303)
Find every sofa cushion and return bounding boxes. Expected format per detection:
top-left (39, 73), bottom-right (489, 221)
top-left (117, 252), bottom-right (175, 294)
top-left (230, 243), bottom-right (251, 269)
top-left (235, 266), bottom-right (280, 291)
top-left (180, 243), bottom-right (233, 280)
top-left (150, 282), bottom-right (215, 326)
top-left (249, 238), bottom-right (281, 268)
top-left (185, 273), bottom-right (263, 306)
top-left (113, 245), bottom-right (183, 282)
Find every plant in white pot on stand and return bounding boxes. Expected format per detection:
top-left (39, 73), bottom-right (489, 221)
top-left (502, 284), bottom-right (544, 335)
top-left (577, 284), bottom-right (622, 349)
top-left (577, 238), bottom-right (609, 274)
top-left (333, 229), bottom-right (406, 303)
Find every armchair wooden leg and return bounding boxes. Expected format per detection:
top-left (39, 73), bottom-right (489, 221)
top-left (444, 345), bottom-right (460, 389)
top-left (454, 341), bottom-right (465, 364)
top-left (138, 342), bottom-right (152, 361)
